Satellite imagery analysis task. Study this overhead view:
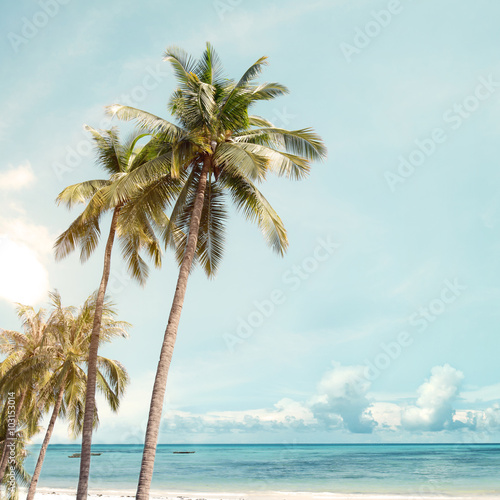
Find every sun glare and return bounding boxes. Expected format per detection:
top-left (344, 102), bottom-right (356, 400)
top-left (0, 236), bottom-right (49, 305)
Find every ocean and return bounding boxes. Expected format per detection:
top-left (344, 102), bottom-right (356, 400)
top-left (25, 443), bottom-right (500, 496)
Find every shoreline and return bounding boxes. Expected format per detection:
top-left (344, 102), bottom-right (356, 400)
top-left (29, 488), bottom-right (500, 500)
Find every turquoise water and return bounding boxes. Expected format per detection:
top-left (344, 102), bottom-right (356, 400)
top-left (25, 443), bottom-right (500, 495)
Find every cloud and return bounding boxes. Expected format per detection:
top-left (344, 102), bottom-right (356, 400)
top-left (0, 217), bottom-right (53, 305)
top-left (0, 167), bottom-right (50, 304)
top-left (401, 364), bottom-right (465, 431)
top-left (483, 404), bottom-right (500, 428)
top-left (311, 364), bottom-right (376, 433)
top-left (0, 216), bottom-right (54, 256)
top-left (32, 360), bottom-right (500, 444)
top-left (369, 402), bottom-right (402, 431)
top-left (161, 398), bottom-right (316, 435)
top-left (0, 236), bottom-right (50, 304)
top-left (0, 162), bottom-right (35, 191)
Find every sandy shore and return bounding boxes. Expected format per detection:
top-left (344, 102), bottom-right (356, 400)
top-left (27, 488), bottom-right (500, 500)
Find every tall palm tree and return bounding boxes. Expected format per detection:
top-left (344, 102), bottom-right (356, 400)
top-left (25, 291), bottom-right (129, 500)
top-left (54, 127), bottom-right (163, 498)
top-left (106, 43), bottom-right (327, 498)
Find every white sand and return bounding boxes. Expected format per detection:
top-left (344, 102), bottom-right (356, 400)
top-left (27, 488), bottom-right (500, 500)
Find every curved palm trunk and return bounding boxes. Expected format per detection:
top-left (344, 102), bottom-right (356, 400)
top-left (76, 207), bottom-right (120, 500)
top-left (26, 375), bottom-right (67, 500)
top-left (0, 389), bottom-right (26, 483)
top-left (136, 158), bottom-right (210, 499)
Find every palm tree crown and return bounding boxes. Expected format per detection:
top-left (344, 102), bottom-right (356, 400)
top-left (107, 43), bottom-right (327, 276)
top-left (55, 126), bottom-right (163, 284)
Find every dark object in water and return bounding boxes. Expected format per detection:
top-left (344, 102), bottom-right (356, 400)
top-left (68, 453), bottom-right (101, 458)
top-left (173, 451), bottom-right (195, 454)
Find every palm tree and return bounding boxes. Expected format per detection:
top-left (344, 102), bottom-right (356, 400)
top-left (54, 127), bottom-right (164, 498)
top-left (106, 43), bottom-right (327, 498)
top-left (0, 411), bottom-right (31, 500)
top-left (25, 291), bottom-right (129, 500)
top-left (0, 304), bottom-right (52, 484)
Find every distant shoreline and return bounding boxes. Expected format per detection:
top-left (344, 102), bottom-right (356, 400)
top-left (27, 442), bottom-right (500, 446)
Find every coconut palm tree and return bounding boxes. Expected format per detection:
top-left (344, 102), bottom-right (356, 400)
top-left (25, 290), bottom-right (129, 500)
top-left (106, 43), bottom-right (327, 498)
top-left (54, 127), bottom-right (165, 498)
top-left (0, 304), bottom-right (52, 484)
top-left (0, 411), bottom-right (31, 500)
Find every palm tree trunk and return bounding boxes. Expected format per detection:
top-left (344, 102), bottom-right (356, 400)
top-left (136, 158), bottom-right (211, 499)
top-left (26, 375), bottom-right (67, 500)
top-left (0, 389), bottom-right (26, 483)
top-left (76, 207), bottom-right (120, 500)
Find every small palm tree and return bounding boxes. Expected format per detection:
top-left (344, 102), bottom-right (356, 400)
top-left (106, 43), bottom-right (327, 498)
top-left (25, 291), bottom-right (129, 500)
top-left (0, 416), bottom-right (31, 500)
top-left (55, 127), bottom-right (163, 497)
top-left (0, 304), bottom-right (53, 483)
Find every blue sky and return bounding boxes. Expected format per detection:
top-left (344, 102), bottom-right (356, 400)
top-left (1, 0), bottom-right (500, 444)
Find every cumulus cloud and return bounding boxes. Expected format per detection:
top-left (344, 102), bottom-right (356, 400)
top-left (159, 364), bottom-right (381, 437)
top-left (311, 364), bottom-right (376, 433)
top-left (33, 360), bottom-right (500, 444)
top-left (369, 402), bottom-right (402, 431)
top-left (161, 398), bottom-right (316, 435)
top-left (0, 162), bottom-right (35, 191)
top-left (483, 404), bottom-right (500, 428)
top-left (401, 364), bottom-right (464, 431)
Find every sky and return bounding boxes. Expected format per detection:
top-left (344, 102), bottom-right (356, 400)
top-left (1, 0), bottom-right (500, 444)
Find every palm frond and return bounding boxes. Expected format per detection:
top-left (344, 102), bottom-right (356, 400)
top-left (84, 126), bottom-right (123, 175)
top-left (218, 55), bottom-right (268, 117)
top-left (214, 142), bottom-right (268, 182)
top-left (163, 45), bottom-right (198, 86)
top-left (196, 42), bottom-right (226, 86)
top-left (56, 180), bottom-right (110, 209)
top-left (106, 105), bottom-right (184, 141)
top-left (234, 126), bottom-right (327, 161)
top-left (221, 171), bottom-right (288, 255)
top-left (171, 177), bottom-right (228, 277)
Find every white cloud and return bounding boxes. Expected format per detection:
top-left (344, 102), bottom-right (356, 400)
top-left (369, 402), bottom-right (402, 431)
top-left (0, 162), bottom-right (35, 191)
top-left (312, 364), bottom-right (376, 433)
top-left (0, 217), bottom-right (54, 256)
top-left (161, 398), bottom-right (316, 436)
top-left (483, 404), bottom-right (500, 428)
top-left (0, 236), bottom-right (49, 304)
top-left (0, 217), bottom-right (54, 305)
top-left (402, 364), bottom-right (464, 431)
top-left (32, 361), bottom-right (500, 444)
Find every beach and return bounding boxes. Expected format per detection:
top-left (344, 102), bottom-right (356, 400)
top-left (29, 489), bottom-right (500, 500)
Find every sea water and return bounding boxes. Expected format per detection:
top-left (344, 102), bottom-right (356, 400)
top-left (24, 443), bottom-right (500, 495)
